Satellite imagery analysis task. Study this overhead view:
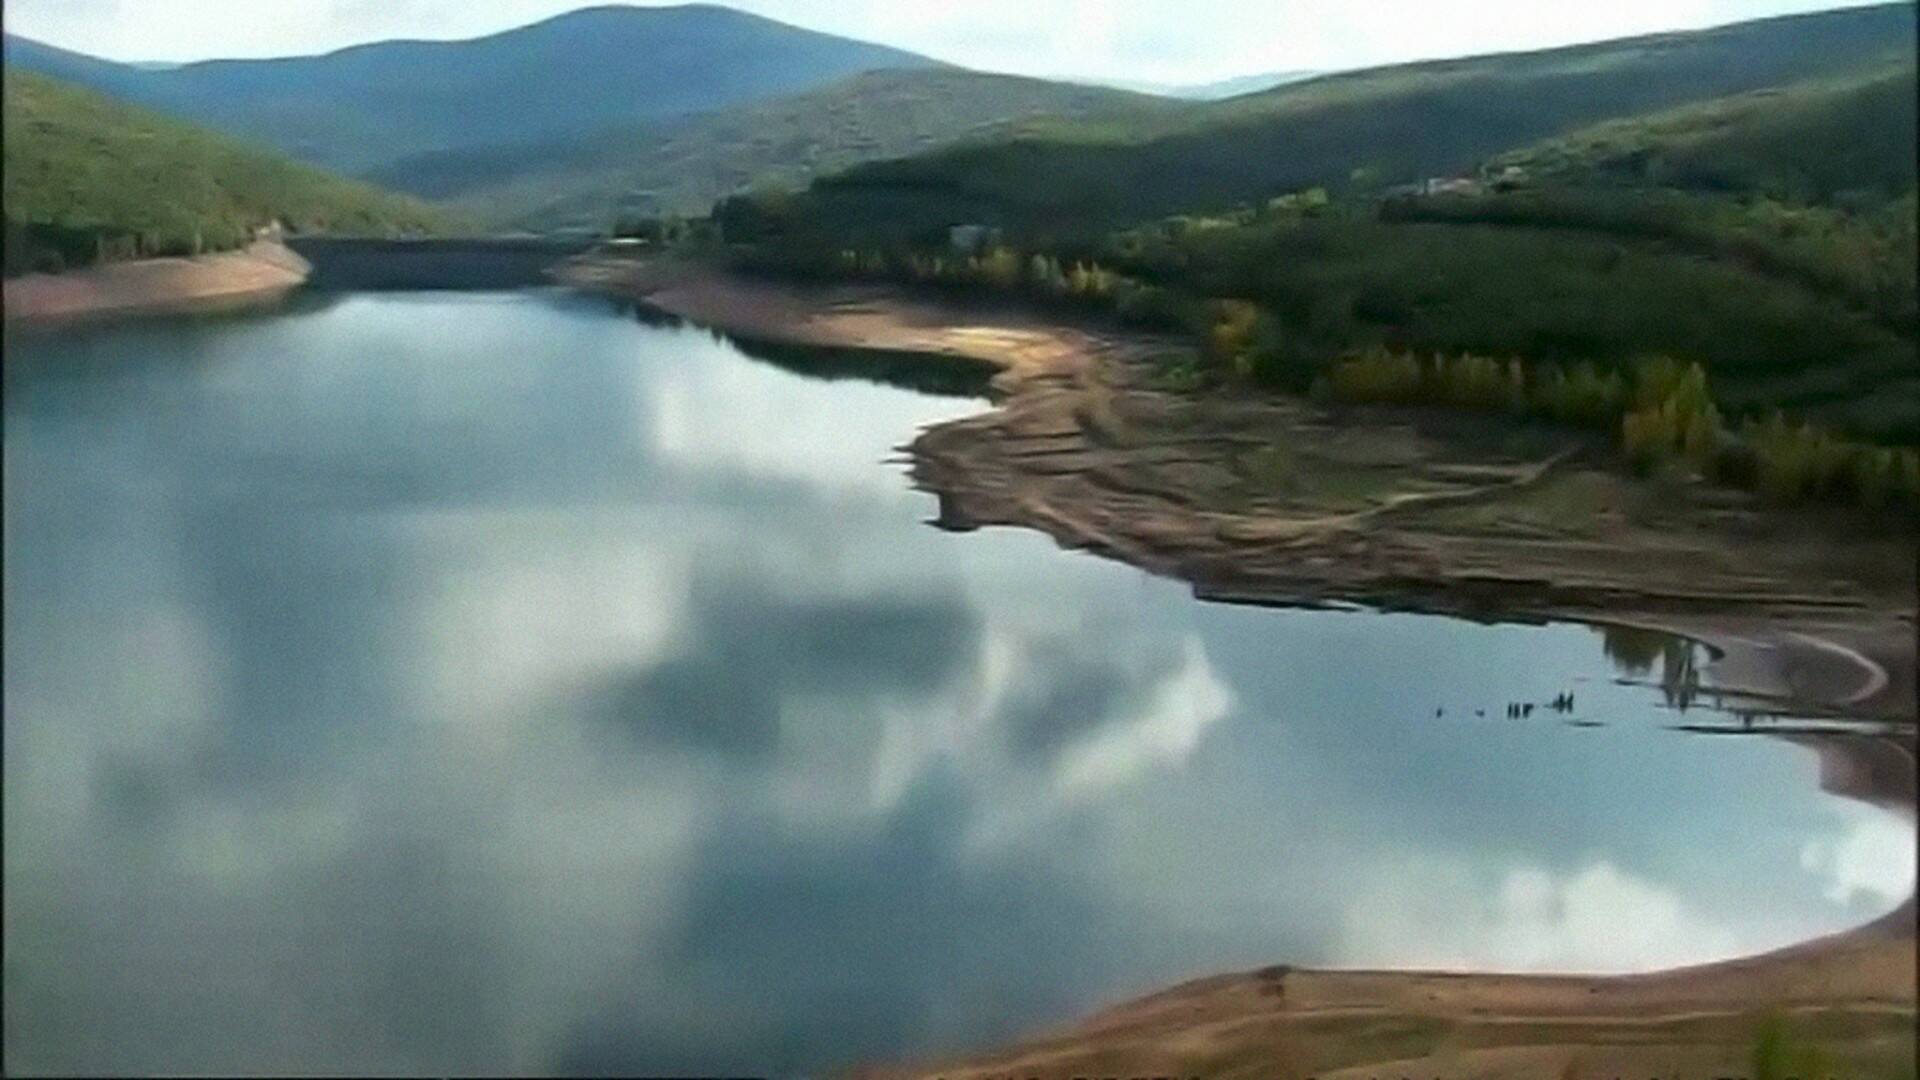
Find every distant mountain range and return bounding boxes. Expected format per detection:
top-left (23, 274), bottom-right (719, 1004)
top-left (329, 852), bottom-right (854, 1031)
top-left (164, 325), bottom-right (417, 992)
top-left (367, 68), bottom-right (1174, 230)
top-left (785, 2), bottom-right (1918, 242)
top-left (2, 5), bottom-right (942, 174)
top-left (1088, 70), bottom-right (1323, 100)
top-left (4, 4), bottom-right (1196, 231)
top-left (5, 0), bottom-right (1914, 244)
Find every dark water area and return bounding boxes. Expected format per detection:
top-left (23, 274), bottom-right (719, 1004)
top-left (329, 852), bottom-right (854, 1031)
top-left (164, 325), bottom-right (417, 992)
top-left (4, 289), bottom-right (1911, 1076)
top-left (287, 237), bottom-right (596, 290)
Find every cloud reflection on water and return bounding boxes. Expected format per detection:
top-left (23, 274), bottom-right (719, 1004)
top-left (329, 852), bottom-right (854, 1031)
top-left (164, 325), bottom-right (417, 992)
top-left (3, 291), bottom-right (1904, 1076)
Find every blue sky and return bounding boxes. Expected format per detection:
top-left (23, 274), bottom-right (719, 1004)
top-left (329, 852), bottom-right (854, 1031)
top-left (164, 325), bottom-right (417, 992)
top-left (4, 0), bottom-right (1896, 84)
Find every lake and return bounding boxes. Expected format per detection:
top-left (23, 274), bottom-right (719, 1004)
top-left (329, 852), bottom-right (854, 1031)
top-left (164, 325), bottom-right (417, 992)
top-left (4, 289), bottom-right (1911, 1076)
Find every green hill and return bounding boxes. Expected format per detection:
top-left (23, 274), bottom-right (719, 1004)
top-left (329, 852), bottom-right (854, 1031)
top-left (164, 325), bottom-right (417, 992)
top-left (368, 68), bottom-right (1177, 231)
top-left (3, 69), bottom-right (449, 276)
top-left (1, 5), bottom-right (943, 176)
top-left (769, 3), bottom-right (1915, 246)
top-left (1392, 64), bottom-right (1918, 334)
top-left (720, 8), bottom-right (1919, 448)
top-left (1485, 63), bottom-right (1918, 204)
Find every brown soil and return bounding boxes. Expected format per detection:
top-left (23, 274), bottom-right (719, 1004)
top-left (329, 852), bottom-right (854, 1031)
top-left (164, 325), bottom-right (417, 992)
top-left (560, 255), bottom-right (1918, 1079)
top-left (4, 240), bottom-right (310, 324)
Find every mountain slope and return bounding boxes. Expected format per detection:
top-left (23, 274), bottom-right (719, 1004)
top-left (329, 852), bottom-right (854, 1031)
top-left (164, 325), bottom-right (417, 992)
top-left (1, 4), bottom-right (943, 175)
top-left (720, 11), bottom-right (1918, 443)
top-left (1487, 62), bottom-right (1919, 204)
top-left (1388, 62), bottom-right (1920, 332)
top-left (367, 68), bottom-right (1178, 230)
top-left (1, 35), bottom-right (153, 98)
top-left (776, 2), bottom-right (1916, 244)
top-left (3, 70), bottom-right (448, 275)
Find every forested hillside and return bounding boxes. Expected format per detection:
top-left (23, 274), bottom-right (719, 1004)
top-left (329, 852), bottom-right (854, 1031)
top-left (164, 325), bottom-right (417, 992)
top-left (770, 3), bottom-right (1915, 244)
top-left (3, 70), bottom-right (448, 275)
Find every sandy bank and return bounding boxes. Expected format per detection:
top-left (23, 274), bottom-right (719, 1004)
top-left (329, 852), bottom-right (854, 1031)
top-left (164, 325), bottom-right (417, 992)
top-left (4, 240), bottom-right (310, 325)
top-left (558, 255), bottom-right (1107, 388)
top-left (560, 256), bottom-right (1917, 1078)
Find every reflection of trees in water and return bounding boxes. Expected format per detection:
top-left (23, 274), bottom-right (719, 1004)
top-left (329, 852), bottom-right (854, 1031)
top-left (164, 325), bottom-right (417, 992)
top-left (1659, 637), bottom-right (1700, 711)
top-left (1600, 624), bottom-right (1667, 676)
top-left (713, 330), bottom-right (996, 400)
top-left (730, 337), bottom-right (995, 400)
top-left (611, 300), bottom-right (995, 398)
top-left (1599, 624), bottom-right (1701, 711)
top-left (621, 299), bottom-right (686, 330)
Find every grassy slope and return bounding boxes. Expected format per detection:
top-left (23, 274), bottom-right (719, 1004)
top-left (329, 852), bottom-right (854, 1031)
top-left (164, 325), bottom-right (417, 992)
top-left (783, 2), bottom-right (1915, 245)
top-left (367, 68), bottom-right (1178, 230)
top-left (3, 69), bottom-right (450, 275)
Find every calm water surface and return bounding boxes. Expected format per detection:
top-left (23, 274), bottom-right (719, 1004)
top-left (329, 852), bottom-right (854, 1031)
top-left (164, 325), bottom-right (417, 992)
top-left (4, 290), bottom-right (1912, 1075)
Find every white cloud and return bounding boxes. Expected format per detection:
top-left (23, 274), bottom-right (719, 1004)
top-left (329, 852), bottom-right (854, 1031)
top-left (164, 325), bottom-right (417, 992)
top-left (399, 510), bottom-right (687, 728)
top-left (1053, 637), bottom-right (1232, 796)
top-left (1799, 802), bottom-right (1917, 909)
top-left (3, 0), bottom-right (1887, 85)
top-left (1337, 855), bottom-right (1776, 973)
top-left (646, 327), bottom-right (974, 500)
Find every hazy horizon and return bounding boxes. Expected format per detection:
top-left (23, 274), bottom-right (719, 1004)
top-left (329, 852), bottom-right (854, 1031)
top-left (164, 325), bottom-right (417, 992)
top-left (4, 0), bottom-right (1899, 88)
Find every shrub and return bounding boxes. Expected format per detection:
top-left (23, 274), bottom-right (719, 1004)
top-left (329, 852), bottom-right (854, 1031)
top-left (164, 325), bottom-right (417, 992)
top-left (1621, 405), bottom-right (1675, 471)
top-left (1619, 357), bottom-right (1722, 472)
top-left (1028, 253), bottom-right (1068, 295)
top-left (1680, 398), bottom-right (1723, 469)
top-left (1850, 445), bottom-right (1899, 508)
top-left (1533, 362), bottom-right (1627, 427)
top-left (1632, 355), bottom-right (1695, 411)
top-left (1432, 353), bottom-right (1516, 411)
top-left (1742, 412), bottom-right (1851, 501)
top-left (1068, 261), bottom-right (1120, 303)
top-left (1113, 281), bottom-right (1186, 329)
top-left (976, 247), bottom-right (1023, 290)
top-left (1240, 330), bottom-right (1323, 391)
top-left (1206, 299), bottom-right (1265, 374)
top-left (1328, 347), bottom-right (1424, 403)
top-left (1900, 448), bottom-right (1920, 508)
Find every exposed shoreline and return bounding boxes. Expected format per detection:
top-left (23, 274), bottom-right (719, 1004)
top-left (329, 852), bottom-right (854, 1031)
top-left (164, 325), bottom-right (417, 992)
top-left (560, 254), bottom-right (1917, 1077)
top-left (3, 239), bottom-right (310, 325)
top-left (560, 255), bottom-right (1917, 723)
